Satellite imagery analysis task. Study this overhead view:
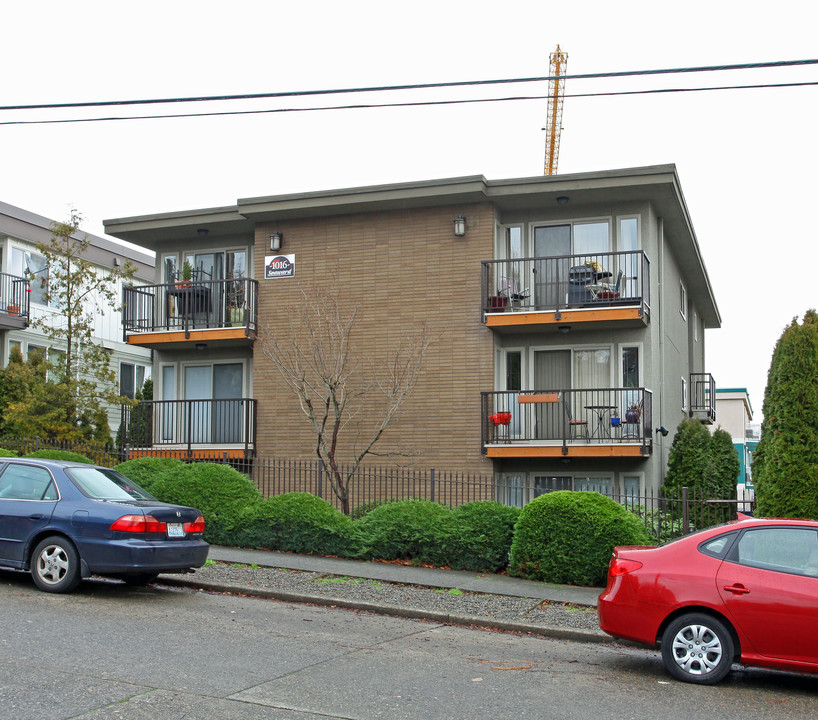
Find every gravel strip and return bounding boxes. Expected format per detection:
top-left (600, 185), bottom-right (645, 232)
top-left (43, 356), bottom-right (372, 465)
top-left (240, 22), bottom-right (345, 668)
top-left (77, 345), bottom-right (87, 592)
top-left (174, 562), bottom-right (601, 633)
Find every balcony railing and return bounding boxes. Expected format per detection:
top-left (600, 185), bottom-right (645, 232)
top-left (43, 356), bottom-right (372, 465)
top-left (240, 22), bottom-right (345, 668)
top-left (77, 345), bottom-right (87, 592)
top-left (0, 272), bottom-right (31, 323)
top-left (482, 250), bottom-right (650, 316)
top-left (481, 388), bottom-right (653, 455)
top-left (120, 398), bottom-right (257, 455)
top-left (689, 373), bottom-right (716, 424)
top-left (122, 278), bottom-right (259, 336)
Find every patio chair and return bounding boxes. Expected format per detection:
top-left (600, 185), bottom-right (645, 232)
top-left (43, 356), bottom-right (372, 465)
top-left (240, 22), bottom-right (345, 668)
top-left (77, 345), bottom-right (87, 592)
top-left (499, 279), bottom-right (530, 311)
top-left (562, 397), bottom-right (588, 441)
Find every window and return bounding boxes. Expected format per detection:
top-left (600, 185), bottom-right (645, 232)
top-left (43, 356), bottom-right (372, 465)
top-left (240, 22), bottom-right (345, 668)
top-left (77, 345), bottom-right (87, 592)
top-left (680, 281), bottom-right (687, 320)
top-left (10, 247), bottom-right (51, 307)
top-left (120, 362), bottom-right (147, 399)
top-left (618, 217), bottom-right (639, 297)
top-left (681, 377), bottom-right (688, 411)
top-left (576, 476), bottom-right (612, 496)
top-left (731, 528), bottom-right (818, 577)
top-left (533, 476), bottom-right (572, 495)
top-left (693, 311), bottom-right (699, 341)
top-left (8, 340), bottom-right (22, 363)
top-left (0, 463), bottom-right (57, 501)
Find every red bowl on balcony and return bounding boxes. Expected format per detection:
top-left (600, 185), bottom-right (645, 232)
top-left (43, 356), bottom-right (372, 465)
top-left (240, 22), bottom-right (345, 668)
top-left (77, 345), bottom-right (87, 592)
top-left (490, 412), bottom-right (512, 426)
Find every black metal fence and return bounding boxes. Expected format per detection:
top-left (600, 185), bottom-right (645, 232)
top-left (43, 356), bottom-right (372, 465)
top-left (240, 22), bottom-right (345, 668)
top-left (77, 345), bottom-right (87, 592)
top-left (481, 387), bottom-right (653, 452)
top-left (122, 278), bottom-right (259, 336)
top-left (0, 436), bottom-right (751, 541)
top-left (481, 250), bottom-right (650, 316)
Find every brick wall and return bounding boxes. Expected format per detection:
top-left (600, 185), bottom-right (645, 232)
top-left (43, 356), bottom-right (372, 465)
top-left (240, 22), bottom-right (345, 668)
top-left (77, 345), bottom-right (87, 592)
top-left (253, 201), bottom-right (496, 473)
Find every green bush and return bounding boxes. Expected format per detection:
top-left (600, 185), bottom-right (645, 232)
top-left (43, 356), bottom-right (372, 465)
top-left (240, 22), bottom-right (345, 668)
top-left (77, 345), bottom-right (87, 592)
top-left (509, 491), bottom-right (653, 586)
top-left (0, 448), bottom-right (18, 457)
top-left (354, 499), bottom-right (456, 567)
top-left (23, 449), bottom-right (93, 464)
top-left (114, 457), bottom-right (187, 495)
top-left (445, 502), bottom-right (521, 572)
top-left (148, 462), bottom-right (264, 545)
top-left (236, 493), bottom-right (354, 556)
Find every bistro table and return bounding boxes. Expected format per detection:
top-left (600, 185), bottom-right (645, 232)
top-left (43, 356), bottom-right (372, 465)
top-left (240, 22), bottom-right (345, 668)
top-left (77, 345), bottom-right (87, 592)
top-left (166, 284), bottom-right (212, 328)
top-left (584, 404), bottom-right (617, 440)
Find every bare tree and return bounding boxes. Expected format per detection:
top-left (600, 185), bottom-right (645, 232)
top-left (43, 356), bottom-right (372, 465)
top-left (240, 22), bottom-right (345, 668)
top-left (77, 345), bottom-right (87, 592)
top-left (260, 282), bottom-right (431, 514)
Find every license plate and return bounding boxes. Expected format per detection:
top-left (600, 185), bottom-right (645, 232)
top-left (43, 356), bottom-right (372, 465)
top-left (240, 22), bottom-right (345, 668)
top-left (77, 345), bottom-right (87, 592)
top-left (167, 523), bottom-right (185, 538)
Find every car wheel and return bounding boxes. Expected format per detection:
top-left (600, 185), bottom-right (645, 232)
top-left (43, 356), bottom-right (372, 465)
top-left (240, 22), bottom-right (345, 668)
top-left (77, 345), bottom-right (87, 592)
top-left (122, 573), bottom-right (159, 586)
top-left (31, 536), bottom-right (81, 593)
top-left (661, 613), bottom-right (735, 684)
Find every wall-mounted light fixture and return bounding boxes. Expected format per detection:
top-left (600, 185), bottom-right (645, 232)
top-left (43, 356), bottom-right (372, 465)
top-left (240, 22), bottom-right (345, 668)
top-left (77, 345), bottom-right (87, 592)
top-left (195, 343), bottom-right (207, 351)
top-left (112, 257), bottom-right (121, 268)
top-left (558, 325), bottom-right (571, 334)
top-left (197, 228), bottom-right (209, 238)
top-left (270, 232), bottom-right (283, 251)
top-left (556, 196), bottom-right (570, 206)
top-left (454, 216), bottom-right (466, 237)
top-left (655, 426), bottom-right (669, 437)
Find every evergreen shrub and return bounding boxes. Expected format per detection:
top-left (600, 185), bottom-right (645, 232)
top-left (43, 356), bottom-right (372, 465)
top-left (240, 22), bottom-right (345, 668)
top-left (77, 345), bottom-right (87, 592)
top-left (509, 491), bottom-right (652, 586)
top-left (23, 449), bottom-right (93, 464)
top-left (147, 462), bottom-right (263, 545)
top-left (236, 493), bottom-right (354, 556)
top-left (115, 457), bottom-right (187, 495)
top-left (354, 499), bottom-right (455, 567)
top-left (445, 501), bottom-right (521, 572)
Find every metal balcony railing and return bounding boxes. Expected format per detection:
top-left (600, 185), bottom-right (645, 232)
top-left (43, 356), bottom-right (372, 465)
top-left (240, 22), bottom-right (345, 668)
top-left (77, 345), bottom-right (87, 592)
top-left (482, 250), bottom-right (650, 316)
top-left (689, 373), bottom-right (716, 424)
top-left (0, 272), bottom-right (31, 321)
top-left (120, 398), bottom-right (257, 455)
top-left (481, 387), bottom-right (653, 454)
top-left (122, 278), bottom-right (259, 336)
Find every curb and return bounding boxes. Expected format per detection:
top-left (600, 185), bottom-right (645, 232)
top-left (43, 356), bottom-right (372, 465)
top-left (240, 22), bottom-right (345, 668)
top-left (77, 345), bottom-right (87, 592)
top-left (158, 576), bottom-right (613, 646)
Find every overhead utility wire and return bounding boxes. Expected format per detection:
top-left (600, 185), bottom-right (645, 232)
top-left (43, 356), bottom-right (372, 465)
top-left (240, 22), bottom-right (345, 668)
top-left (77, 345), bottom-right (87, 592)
top-left (2, 80), bottom-right (816, 126)
top-left (2, 58), bottom-right (817, 112)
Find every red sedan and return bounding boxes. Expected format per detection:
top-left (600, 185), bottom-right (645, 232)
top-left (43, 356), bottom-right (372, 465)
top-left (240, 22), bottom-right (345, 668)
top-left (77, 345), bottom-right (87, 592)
top-left (598, 516), bottom-right (818, 684)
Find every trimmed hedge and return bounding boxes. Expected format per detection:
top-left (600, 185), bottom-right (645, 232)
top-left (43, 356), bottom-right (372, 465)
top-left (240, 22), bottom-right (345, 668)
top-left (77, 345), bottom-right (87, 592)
top-left (114, 457), bottom-right (187, 495)
top-left (143, 462), bottom-right (263, 546)
top-left (354, 499), bottom-right (519, 572)
top-left (0, 449), bottom-right (17, 458)
top-left (23, 449), bottom-right (93, 464)
top-left (509, 491), bottom-right (653, 586)
top-left (236, 493), bottom-right (355, 556)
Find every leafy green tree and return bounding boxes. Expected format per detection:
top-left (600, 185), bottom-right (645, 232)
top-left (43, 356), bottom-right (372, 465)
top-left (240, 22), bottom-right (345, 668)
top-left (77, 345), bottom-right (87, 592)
top-left (0, 347), bottom-right (83, 440)
top-left (27, 210), bottom-right (136, 441)
top-left (662, 418), bottom-right (713, 493)
top-left (754, 310), bottom-right (818, 518)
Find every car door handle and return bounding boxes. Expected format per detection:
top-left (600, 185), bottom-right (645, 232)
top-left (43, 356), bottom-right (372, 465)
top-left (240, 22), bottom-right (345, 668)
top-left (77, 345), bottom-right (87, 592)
top-left (28, 514), bottom-right (45, 520)
top-left (723, 583), bottom-right (751, 595)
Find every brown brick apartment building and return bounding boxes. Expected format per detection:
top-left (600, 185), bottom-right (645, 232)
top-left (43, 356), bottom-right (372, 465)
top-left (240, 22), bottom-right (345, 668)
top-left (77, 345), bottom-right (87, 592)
top-left (105, 165), bottom-right (720, 501)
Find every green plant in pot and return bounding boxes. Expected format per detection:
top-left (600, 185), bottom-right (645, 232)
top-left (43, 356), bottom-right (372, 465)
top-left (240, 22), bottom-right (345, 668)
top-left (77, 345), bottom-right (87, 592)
top-left (178, 260), bottom-right (193, 286)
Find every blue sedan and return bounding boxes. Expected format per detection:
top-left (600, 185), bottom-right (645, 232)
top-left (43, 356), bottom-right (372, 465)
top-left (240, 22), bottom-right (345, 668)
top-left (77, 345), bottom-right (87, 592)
top-left (0, 458), bottom-right (209, 593)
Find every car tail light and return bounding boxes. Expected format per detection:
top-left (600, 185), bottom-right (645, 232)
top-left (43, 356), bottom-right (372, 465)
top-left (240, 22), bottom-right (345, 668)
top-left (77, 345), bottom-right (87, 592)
top-left (110, 514), bottom-right (167, 533)
top-left (184, 516), bottom-right (206, 533)
top-left (609, 558), bottom-right (643, 576)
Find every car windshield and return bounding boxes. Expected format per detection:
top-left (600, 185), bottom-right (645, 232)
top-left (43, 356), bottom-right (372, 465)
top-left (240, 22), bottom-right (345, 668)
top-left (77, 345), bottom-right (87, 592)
top-left (65, 467), bottom-right (156, 501)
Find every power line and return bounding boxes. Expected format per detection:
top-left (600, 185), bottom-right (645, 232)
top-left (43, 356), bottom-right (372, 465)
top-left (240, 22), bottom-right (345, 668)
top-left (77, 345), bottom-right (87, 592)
top-left (2, 80), bottom-right (816, 127)
top-left (2, 58), bottom-right (817, 113)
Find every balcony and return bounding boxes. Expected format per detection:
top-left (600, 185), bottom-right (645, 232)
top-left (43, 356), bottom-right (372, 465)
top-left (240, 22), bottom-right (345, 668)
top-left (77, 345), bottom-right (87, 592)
top-left (120, 398), bottom-right (257, 460)
top-left (481, 388), bottom-right (653, 458)
top-left (482, 251), bottom-right (650, 332)
top-left (0, 272), bottom-right (30, 329)
top-left (689, 373), bottom-right (716, 424)
top-left (122, 278), bottom-right (258, 347)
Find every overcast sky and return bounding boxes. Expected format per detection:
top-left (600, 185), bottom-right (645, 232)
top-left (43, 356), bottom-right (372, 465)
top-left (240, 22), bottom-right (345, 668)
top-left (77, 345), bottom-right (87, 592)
top-left (3, 0), bottom-right (817, 422)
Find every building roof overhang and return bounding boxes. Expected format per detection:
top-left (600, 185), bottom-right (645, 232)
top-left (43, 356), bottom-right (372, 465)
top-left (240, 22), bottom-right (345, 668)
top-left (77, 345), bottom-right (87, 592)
top-left (103, 164), bottom-right (720, 326)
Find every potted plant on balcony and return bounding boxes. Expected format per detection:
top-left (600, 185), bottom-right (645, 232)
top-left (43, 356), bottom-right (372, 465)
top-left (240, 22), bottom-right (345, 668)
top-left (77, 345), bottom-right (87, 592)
top-left (6, 303), bottom-right (20, 315)
top-left (625, 402), bottom-right (641, 424)
top-left (176, 260), bottom-right (193, 288)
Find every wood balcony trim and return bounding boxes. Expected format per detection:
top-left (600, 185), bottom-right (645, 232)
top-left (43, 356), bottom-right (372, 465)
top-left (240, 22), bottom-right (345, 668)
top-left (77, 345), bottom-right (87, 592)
top-left (126, 327), bottom-right (249, 345)
top-left (485, 306), bottom-right (643, 328)
top-left (485, 444), bottom-right (647, 458)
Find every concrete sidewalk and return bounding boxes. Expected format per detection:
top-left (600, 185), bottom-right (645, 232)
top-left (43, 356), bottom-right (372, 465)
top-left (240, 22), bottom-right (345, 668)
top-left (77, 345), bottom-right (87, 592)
top-left (207, 545), bottom-right (601, 607)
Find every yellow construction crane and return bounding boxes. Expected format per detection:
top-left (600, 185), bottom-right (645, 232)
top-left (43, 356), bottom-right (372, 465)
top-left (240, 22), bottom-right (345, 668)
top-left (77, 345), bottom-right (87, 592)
top-left (543, 45), bottom-right (568, 176)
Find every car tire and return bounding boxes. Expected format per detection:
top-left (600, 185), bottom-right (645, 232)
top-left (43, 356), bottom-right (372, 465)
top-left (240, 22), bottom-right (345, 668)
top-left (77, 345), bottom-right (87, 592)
top-left (122, 573), bottom-right (159, 586)
top-left (661, 613), bottom-right (735, 685)
top-left (31, 536), bottom-right (82, 594)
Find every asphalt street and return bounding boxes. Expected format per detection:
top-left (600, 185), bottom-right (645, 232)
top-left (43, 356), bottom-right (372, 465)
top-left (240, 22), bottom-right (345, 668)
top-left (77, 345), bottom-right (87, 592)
top-left (2, 568), bottom-right (817, 720)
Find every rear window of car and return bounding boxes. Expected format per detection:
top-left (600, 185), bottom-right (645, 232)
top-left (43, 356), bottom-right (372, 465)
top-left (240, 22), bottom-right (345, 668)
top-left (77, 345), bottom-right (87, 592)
top-left (66, 467), bottom-right (156, 501)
